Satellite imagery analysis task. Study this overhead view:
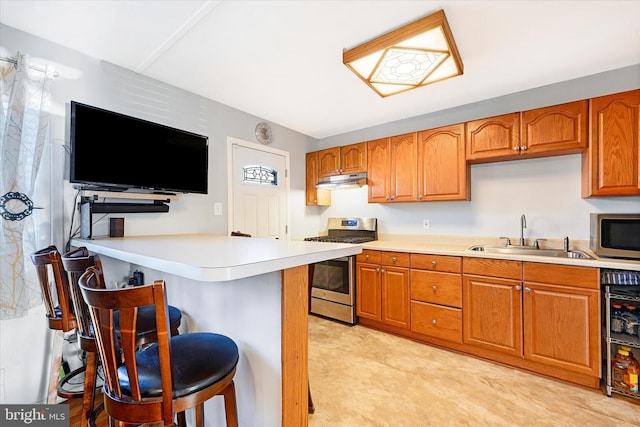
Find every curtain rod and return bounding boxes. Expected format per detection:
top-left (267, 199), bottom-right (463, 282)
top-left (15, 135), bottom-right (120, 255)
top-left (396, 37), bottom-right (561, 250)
top-left (0, 55), bottom-right (59, 77)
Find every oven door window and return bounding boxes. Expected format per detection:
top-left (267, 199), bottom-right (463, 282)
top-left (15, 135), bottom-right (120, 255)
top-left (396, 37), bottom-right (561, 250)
top-left (312, 259), bottom-right (350, 294)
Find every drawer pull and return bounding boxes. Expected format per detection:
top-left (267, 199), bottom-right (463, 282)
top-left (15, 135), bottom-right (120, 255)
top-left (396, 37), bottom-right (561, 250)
top-left (365, 254), bottom-right (370, 259)
top-left (392, 257), bottom-right (397, 262)
top-left (516, 285), bottom-right (522, 291)
top-left (432, 319), bottom-right (437, 324)
top-left (431, 261), bottom-right (437, 266)
top-left (525, 287), bottom-right (531, 292)
top-left (432, 285), bottom-right (437, 290)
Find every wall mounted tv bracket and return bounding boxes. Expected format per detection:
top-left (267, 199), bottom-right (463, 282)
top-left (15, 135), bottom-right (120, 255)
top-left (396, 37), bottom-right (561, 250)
top-left (79, 195), bottom-right (170, 239)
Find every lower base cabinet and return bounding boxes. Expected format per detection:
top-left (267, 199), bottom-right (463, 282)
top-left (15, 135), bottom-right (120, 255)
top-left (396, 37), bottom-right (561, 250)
top-left (357, 251), bottom-right (601, 389)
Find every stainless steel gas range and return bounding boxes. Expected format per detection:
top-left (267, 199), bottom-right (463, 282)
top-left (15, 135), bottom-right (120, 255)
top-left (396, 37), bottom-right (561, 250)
top-left (304, 217), bottom-right (377, 324)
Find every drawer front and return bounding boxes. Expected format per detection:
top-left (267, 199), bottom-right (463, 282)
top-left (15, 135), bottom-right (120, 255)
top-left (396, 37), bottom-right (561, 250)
top-left (410, 301), bottom-right (462, 343)
top-left (523, 262), bottom-right (598, 290)
top-left (410, 270), bottom-right (462, 307)
top-left (463, 257), bottom-right (521, 280)
top-left (357, 249), bottom-right (381, 264)
top-left (381, 251), bottom-right (410, 268)
top-left (411, 254), bottom-right (461, 273)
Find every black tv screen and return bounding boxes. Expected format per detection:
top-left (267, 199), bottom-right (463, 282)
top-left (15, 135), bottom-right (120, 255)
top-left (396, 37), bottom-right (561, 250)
top-left (70, 101), bottom-right (208, 194)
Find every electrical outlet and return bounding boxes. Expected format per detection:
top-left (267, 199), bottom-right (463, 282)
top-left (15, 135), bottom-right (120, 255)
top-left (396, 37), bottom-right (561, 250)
top-left (423, 219), bottom-right (430, 230)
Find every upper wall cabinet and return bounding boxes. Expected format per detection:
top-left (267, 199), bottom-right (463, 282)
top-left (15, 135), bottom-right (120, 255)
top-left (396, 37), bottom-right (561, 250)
top-left (521, 100), bottom-right (588, 155)
top-left (418, 124), bottom-right (470, 202)
top-left (466, 100), bottom-right (588, 163)
top-left (367, 134), bottom-right (418, 203)
top-left (582, 89), bottom-right (640, 197)
top-left (466, 113), bottom-right (520, 162)
top-left (318, 142), bottom-right (367, 177)
top-left (305, 151), bottom-right (331, 206)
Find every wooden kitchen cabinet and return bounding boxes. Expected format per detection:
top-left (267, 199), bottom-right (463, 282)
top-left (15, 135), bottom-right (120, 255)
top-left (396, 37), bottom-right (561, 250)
top-left (463, 260), bottom-right (523, 357)
top-left (520, 100), bottom-right (588, 156)
top-left (463, 257), bottom-right (600, 380)
top-left (417, 124), bottom-right (470, 201)
top-left (356, 250), bottom-right (409, 329)
top-left (467, 100), bottom-right (588, 163)
top-left (410, 254), bottom-right (463, 343)
top-left (522, 262), bottom-right (600, 378)
top-left (582, 89), bottom-right (640, 197)
top-left (317, 142), bottom-right (366, 177)
top-left (367, 133), bottom-right (418, 203)
top-left (305, 151), bottom-right (330, 206)
top-left (466, 113), bottom-right (520, 162)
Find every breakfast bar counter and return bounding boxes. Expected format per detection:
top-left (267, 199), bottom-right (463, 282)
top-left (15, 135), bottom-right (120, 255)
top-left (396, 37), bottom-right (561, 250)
top-left (72, 234), bottom-right (361, 427)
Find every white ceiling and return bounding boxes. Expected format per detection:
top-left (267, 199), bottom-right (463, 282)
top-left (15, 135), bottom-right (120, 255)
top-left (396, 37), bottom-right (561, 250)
top-left (1, 0), bottom-right (639, 139)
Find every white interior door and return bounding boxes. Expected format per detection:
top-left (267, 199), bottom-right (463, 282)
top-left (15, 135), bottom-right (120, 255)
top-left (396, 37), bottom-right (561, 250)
top-left (230, 140), bottom-right (289, 239)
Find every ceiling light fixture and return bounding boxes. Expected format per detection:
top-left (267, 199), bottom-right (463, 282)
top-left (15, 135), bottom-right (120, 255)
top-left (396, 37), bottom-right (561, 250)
top-left (343, 9), bottom-right (463, 97)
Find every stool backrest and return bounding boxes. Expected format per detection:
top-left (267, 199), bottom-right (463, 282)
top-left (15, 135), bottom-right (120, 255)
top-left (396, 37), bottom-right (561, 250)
top-left (79, 267), bottom-right (174, 424)
top-left (61, 247), bottom-right (106, 348)
top-left (30, 245), bottom-right (76, 332)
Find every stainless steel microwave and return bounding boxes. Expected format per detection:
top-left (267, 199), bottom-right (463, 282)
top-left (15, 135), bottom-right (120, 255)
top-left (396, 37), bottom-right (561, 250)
top-left (590, 213), bottom-right (640, 259)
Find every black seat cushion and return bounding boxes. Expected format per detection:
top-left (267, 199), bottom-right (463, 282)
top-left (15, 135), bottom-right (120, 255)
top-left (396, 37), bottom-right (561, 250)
top-left (117, 333), bottom-right (239, 398)
top-left (114, 305), bottom-right (182, 337)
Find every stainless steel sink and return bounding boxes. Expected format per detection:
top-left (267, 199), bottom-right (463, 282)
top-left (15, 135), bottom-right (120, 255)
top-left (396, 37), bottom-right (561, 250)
top-left (466, 245), bottom-right (592, 259)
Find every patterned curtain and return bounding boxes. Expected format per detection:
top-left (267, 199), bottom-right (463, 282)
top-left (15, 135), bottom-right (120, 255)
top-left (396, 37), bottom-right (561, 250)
top-left (0, 53), bottom-right (54, 319)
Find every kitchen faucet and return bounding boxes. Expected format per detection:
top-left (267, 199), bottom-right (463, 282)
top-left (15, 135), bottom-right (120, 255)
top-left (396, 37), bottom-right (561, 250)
top-left (519, 214), bottom-right (527, 246)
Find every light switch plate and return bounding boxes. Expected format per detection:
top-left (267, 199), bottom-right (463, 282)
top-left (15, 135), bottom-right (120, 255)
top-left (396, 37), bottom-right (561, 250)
top-left (214, 202), bottom-right (223, 216)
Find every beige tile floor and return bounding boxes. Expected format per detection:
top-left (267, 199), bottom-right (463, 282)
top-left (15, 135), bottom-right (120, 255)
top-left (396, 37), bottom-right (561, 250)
top-left (308, 315), bottom-right (640, 427)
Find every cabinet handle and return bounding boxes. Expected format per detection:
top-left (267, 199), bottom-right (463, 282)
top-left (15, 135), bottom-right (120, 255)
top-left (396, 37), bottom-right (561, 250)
top-left (390, 195), bottom-right (395, 200)
top-left (381, 269), bottom-right (385, 273)
top-left (432, 319), bottom-right (437, 324)
top-left (376, 268), bottom-right (380, 272)
top-left (525, 287), bottom-right (531, 292)
top-left (392, 257), bottom-right (397, 262)
top-left (521, 145), bottom-right (528, 151)
top-left (386, 196), bottom-right (391, 201)
top-left (432, 285), bottom-right (437, 290)
top-left (431, 261), bottom-right (437, 266)
top-left (418, 194), bottom-right (422, 200)
top-left (365, 254), bottom-right (370, 259)
top-left (513, 146), bottom-right (520, 151)
top-left (516, 285), bottom-right (522, 291)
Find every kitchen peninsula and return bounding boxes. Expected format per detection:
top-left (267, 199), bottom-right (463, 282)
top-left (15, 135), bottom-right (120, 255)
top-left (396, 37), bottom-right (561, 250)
top-left (72, 234), bottom-right (361, 427)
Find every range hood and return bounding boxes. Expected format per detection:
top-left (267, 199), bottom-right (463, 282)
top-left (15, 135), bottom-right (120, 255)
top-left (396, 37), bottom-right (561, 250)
top-left (316, 172), bottom-right (367, 190)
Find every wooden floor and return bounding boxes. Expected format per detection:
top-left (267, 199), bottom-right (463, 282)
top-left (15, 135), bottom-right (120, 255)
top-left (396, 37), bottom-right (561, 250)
top-left (67, 315), bottom-right (640, 426)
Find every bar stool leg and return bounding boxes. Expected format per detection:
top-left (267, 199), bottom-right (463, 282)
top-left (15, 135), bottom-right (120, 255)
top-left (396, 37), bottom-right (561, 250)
top-left (47, 330), bottom-right (64, 404)
top-left (81, 351), bottom-right (98, 427)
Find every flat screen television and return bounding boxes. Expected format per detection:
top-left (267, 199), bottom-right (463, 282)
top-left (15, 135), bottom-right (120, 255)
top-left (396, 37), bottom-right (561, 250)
top-left (70, 101), bottom-right (208, 194)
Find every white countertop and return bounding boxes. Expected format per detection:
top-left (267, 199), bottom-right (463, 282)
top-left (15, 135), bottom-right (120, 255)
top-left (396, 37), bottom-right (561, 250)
top-left (72, 234), bottom-right (362, 282)
top-left (361, 239), bottom-right (640, 271)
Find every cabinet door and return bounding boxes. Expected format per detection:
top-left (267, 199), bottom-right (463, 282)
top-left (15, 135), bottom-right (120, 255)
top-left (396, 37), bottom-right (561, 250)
top-left (340, 142), bottom-right (367, 174)
top-left (583, 89), bottom-right (640, 197)
top-left (418, 123), bottom-right (469, 201)
top-left (367, 138), bottom-right (390, 203)
top-left (521, 100), bottom-right (588, 156)
top-left (317, 146), bottom-right (341, 177)
top-left (463, 275), bottom-right (522, 357)
top-left (466, 113), bottom-right (520, 162)
top-left (523, 282), bottom-right (600, 378)
top-left (389, 132), bottom-right (418, 202)
top-left (305, 152), bottom-right (330, 206)
top-left (356, 263), bottom-right (381, 321)
top-left (381, 266), bottom-right (409, 329)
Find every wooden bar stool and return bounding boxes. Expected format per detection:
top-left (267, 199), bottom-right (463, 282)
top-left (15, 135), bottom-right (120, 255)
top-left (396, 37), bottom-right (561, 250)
top-left (79, 267), bottom-right (239, 427)
top-left (61, 247), bottom-right (183, 427)
top-left (30, 245), bottom-right (82, 403)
